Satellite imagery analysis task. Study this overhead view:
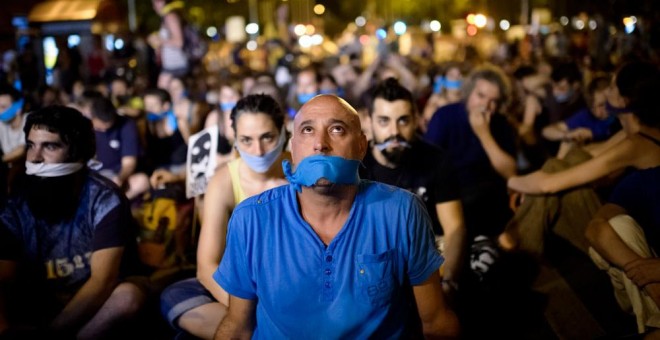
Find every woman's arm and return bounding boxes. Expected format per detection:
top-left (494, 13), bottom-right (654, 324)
top-left (508, 137), bottom-right (639, 194)
top-left (197, 166), bottom-right (234, 303)
top-left (162, 13), bottom-right (184, 49)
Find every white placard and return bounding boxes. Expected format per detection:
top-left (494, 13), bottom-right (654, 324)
top-left (226, 16), bottom-right (246, 43)
top-left (186, 125), bottom-right (218, 198)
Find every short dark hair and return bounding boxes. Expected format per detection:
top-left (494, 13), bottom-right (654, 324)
top-left (513, 66), bottom-right (537, 80)
top-left (0, 84), bottom-right (22, 103)
top-left (91, 96), bottom-right (119, 123)
top-left (551, 61), bottom-right (582, 84)
top-left (615, 61), bottom-right (660, 99)
top-left (144, 88), bottom-right (172, 105)
top-left (628, 78), bottom-right (660, 128)
top-left (24, 106), bottom-right (96, 162)
top-left (230, 94), bottom-right (284, 133)
top-left (368, 77), bottom-right (416, 117)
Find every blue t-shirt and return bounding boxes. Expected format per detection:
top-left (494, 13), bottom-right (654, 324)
top-left (609, 167), bottom-right (660, 252)
top-left (95, 116), bottom-right (140, 173)
top-left (564, 108), bottom-right (617, 142)
top-left (214, 181), bottom-right (443, 339)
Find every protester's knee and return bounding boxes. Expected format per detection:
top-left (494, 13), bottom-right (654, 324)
top-left (128, 173), bottom-right (150, 197)
top-left (109, 282), bottom-right (146, 316)
top-left (585, 219), bottom-right (603, 247)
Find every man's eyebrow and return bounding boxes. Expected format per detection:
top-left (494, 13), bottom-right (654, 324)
top-left (328, 118), bottom-right (349, 126)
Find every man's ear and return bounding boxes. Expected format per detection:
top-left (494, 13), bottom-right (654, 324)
top-left (358, 133), bottom-right (368, 160)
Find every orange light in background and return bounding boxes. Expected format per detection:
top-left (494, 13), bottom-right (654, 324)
top-left (313, 4), bottom-right (325, 15)
top-left (305, 24), bottom-right (315, 35)
top-left (466, 25), bottom-right (477, 36)
top-left (359, 34), bottom-right (369, 45)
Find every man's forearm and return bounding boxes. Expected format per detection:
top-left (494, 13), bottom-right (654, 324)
top-left (478, 133), bottom-right (516, 179)
top-left (49, 276), bottom-right (118, 334)
top-left (214, 312), bottom-right (254, 340)
top-left (441, 227), bottom-right (466, 284)
top-left (117, 157), bottom-right (137, 184)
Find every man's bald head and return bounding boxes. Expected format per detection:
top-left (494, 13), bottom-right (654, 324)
top-left (290, 94), bottom-right (367, 164)
top-left (295, 94), bottom-right (362, 134)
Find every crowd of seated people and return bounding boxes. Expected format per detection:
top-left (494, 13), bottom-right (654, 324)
top-left (2, 23), bottom-right (660, 338)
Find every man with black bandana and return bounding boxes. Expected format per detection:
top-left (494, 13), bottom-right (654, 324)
top-left (0, 106), bottom-right (145, 338)
top-left (361, 78), bottom-right (466, 295)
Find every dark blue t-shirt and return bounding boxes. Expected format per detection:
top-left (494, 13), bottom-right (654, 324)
top-left (424, 102), bottom-right (516, 190)
top-left (564, 108), bottom-right (618, 142)
top-left (609, 167), bottom-right (660, 252)
top-left (424, 102), bottom-right (515, 236)
top-left (95, 116), bottom-right (140, 173)
top-left (0, 172), bottom-right (134, 310)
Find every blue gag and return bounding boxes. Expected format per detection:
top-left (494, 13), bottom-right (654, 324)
top-left (13, 79), bottom-right (22, 92)
top-left (147, 110), bottom-right (178, 132)
top-left (297, 92), bottom-right (317, 105)
top-left (433, 77), bottom-right (462, 94)
top-left (0, 99), bottom-right (24, 122)
top-left (220, 102), bottom-right (236, 112)
top-left (319, 88), bottom-right (345, 97)
top-left (236, 128), bottom-right (286, 173)
top-left (282, 155), bottom-right (360, 192)
top-left (554, 89), bottom-right (574, 104)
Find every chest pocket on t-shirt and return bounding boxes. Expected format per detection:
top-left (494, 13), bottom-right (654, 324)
top-left (356, 248), bottom-right (397, 307)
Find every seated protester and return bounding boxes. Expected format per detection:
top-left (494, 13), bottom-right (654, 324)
top-left (586, 167), bottom-right (660, 335)
top-left (167, 76), bottom-right (206, 141)
top-left (512, 65), bottom-right (550, 171)
top-left (160, 94), bottom-right (290, 339)
top-left (204, 78), bottom-right (242, 134)
top-left (0, 106), bottom-right (145, 339)
top-left (142, 88), bottom-right (188, 189)
top-left (204, 80), bottom-right (242, 168)
top-left (542, 76), bottom-right (619, 158)
top-left (215, 95), bottom-right (459, 338)
top-left (361, 78), bottom-right (465, 295)
top-left (109, 77), bottom-right (144, 119)
top-left (90, 96), bottom-right (149, 200)
top-left (424, 65), bottom-right (517, 242)
top-left (0, 84), bottom-right (27, 194)
top-left (421, 62), bottom-right (463, 133)
top-left (501, 61), bottom-right (660, 255)
top-left (287, 66), bottom-right (322, 118)
top-left (520, 61), bottom-right (587, 161)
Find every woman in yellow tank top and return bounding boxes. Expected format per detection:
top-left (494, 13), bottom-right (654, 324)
top-left (161, 94), bottom-right (289, 339)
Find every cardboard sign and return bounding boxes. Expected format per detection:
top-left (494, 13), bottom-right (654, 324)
top-left (186, 125), bottom-right (218, 198)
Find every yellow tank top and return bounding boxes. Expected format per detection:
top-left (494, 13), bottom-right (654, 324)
top-left (227, 158), bottom-right (248, 205)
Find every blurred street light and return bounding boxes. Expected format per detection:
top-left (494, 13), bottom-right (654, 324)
top-left (430, 20), bottom-right (441, 32)
top-left (313, 4), bottom-right (325, 15)
top-left (393, 21), bottom-right (407, 35)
